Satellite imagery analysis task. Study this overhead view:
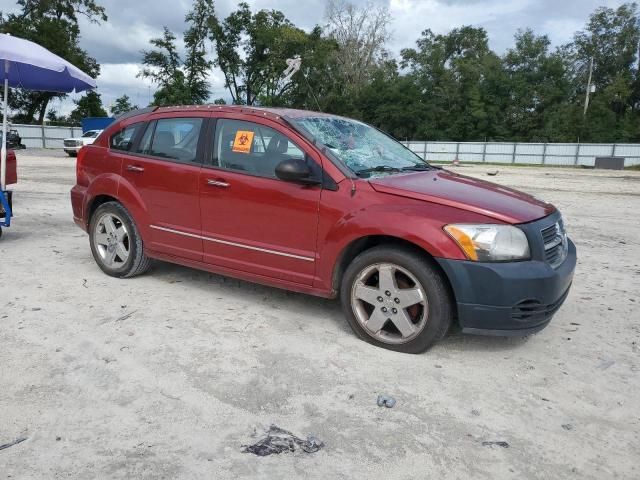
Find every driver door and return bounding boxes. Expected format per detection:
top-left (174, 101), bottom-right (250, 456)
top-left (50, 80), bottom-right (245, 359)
top-left (199, 116), bottom-right (321, 285)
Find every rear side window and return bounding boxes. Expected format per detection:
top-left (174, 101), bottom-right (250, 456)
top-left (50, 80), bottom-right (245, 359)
top-left (148, 118), bottom-right (203, 163)
top-left (110, 123), bottom-right (143, 151)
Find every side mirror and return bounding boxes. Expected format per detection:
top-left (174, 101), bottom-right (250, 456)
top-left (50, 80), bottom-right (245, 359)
top-left (275, 158), bottom-right (320, 184)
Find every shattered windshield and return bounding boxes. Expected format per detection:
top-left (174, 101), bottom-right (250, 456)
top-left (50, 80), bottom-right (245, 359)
top-left (292, 116), bottom-right (431, 176)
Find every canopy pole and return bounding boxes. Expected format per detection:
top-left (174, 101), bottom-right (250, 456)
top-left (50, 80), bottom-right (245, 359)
top-left (1, 60), bottom-right (8, 190)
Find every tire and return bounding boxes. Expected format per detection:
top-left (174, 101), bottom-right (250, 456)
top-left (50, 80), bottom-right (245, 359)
top-left (89, 201), bottom-right (151, 278)
top-left (67, 152), bottom-right (77, 157)
top-left (340, 246), bottom-right (452, 354)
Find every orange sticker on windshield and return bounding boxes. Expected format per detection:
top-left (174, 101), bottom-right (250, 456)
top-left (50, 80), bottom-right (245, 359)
top-left (232, 130), bottom-right (254, 154)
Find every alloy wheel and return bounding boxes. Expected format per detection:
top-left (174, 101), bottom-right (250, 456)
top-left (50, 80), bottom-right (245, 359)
top-left (93, 213), bottom-right (130, 268)
top-left (350, 263), bottom-right (429, 344)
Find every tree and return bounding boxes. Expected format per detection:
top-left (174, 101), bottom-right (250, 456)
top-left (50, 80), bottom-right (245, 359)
top-left (401, 27), bottom-right (509, 140)
top-left (566, 3), bottom-right (640, 141)
top-left (111, 95), bottom-right (139, 116)
top-left (259, 26), bottom-right (339, 109)
top-left (503, 30), bottom-right (571, 141)
top-left (69, 90), bottom-right (107, 123)
top-left (325, 0), bottom-right (391, 94)
top-left (139, 0), bottom-right (215, 106)
top-left (0, 0), bottom-right (106, 123)
top-left (184, 0), bottom-right (215, 104)
top-left (139, 27), bottom-right (190, 106)
top-left (209, 3), bottom-right (310, 105)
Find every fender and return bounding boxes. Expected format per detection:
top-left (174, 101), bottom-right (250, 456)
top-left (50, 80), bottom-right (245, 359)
top-left (83, 172), bottom-right (120, 222)
top-left (84, 174), bottom-right (151, 243)
top-left (314, 199), bottom-right (498, 292)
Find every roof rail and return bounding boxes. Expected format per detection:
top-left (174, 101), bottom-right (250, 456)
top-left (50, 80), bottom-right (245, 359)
top-left (115, 106), bottom-right (159, 122)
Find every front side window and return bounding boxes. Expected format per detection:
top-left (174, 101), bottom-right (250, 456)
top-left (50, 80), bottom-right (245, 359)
top-left (215, 119), bottom-right (304, 178)
top-left (82, 130), bottom-right (100, 138)
top-left (293, 116), bottom-right (432, 177)
top-left (148, 118), bottom-right (203, 163)
top-left (110, 123), bottom-right (142, 152)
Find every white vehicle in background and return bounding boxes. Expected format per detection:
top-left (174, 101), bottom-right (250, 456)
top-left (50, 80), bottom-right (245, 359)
top-left (63, 129), bottom-right (103, 157)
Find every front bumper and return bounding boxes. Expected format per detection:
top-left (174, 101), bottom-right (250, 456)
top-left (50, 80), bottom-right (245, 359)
top-left (436, 238), bottom-right (576, 336)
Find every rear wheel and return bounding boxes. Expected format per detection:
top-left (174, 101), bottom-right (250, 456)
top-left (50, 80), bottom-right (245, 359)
top-left (89, 202), bottom-right (151, 278)
top-left (340, 246), bottom-right (452, 354)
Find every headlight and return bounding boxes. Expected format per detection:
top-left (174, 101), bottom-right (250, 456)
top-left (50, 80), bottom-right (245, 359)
top-left (444, 224), bottom-right (530, 261)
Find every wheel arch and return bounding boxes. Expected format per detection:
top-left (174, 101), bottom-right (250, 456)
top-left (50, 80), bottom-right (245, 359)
top-left (84, 176), bottom-right (150, 242)
top-left (87, 194), bottom-right (119, 227)
top-left (331, 235), bottom-right (458, 320)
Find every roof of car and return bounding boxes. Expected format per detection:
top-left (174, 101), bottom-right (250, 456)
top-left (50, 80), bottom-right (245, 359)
top-left (117, 105), bottom-right (340, 124)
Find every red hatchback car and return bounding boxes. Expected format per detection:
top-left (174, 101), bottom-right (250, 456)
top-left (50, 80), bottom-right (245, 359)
top-left (71, 106), bottom-right (576, 353)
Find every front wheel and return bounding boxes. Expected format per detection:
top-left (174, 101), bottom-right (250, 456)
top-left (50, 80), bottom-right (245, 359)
top-left (340, 246), bottom-right (453, 354)
top-left (89, 202), bottom-right (151, 278)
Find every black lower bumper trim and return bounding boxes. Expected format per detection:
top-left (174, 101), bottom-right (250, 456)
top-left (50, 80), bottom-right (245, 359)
top-left (462, 320), bottom-right (551, 337)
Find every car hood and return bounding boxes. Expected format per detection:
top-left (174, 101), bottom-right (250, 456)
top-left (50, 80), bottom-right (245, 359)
top-left (368, 169), bottom-right (555, 224)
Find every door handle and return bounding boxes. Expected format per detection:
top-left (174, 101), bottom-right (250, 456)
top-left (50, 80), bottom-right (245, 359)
top-left (126, 165), bottom-right (144, 173)
top-left (207, 179), bottom-right (230, 188)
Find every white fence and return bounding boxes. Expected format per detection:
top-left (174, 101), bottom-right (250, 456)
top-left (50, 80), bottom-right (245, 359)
top-left (403, 141), bottom-right (640, 167)
top-left (11, 123), bottom-right (83, 149)
top-left (9, 123), bottom-right (640, 166)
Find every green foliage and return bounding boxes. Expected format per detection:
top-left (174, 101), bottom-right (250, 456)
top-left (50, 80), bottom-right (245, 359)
top-left (69, 90), bottom-right (107, 122)
top-left (139, 0), bottom-right (215, 106)
top-left (333, 2), bottom-right (640, 143)
top-left (111, 95), bottom-right (139, 116)
top-left (209, 3), bottom-right (314, 106)
top-left (184, 0), bottom-right (216, 104)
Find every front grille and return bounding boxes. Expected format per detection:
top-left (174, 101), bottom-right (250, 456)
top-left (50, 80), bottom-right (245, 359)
top-left (541, 220), bottom-right (568, 268)
top-left (512, 287), bottom-right (571, 322)
top-left (64, 140), bottom-right (79, 147)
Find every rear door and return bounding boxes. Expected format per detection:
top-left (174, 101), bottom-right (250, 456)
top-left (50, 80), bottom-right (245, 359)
top-left (199, 116), bottom-right (321, 285)
top-left (119, 113), bottom-right (210, 261)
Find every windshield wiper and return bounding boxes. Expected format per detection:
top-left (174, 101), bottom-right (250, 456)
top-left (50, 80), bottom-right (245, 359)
top-left (355, 165), bottom-right (402, 176)
top-left (400, 164), bottom-right (434, 171)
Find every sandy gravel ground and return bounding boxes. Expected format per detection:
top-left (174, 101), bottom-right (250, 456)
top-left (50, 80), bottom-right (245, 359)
top-left (1, 150), bottom-right (639, 479)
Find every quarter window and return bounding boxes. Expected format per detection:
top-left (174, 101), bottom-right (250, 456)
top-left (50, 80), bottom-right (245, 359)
top-left (148, 118), bottom-right (203, 163)
top-left (214, 119), bottom-right (305, 178)
top-left (110, 123), bottom-right (143, 151)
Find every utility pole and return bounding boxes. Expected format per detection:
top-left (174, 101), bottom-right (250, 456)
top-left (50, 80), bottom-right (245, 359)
top-left (583, 56), bottom-right (594, 116)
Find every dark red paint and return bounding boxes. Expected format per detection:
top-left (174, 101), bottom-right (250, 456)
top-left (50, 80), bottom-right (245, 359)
top-left (71, 106), bottom-right (555, 298)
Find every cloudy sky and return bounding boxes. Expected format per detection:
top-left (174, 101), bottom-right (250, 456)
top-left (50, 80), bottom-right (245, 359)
top-left (0, 0), bottom-right (629, 115)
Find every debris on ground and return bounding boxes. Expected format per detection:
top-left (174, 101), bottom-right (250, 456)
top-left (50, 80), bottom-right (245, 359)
top-left (562, 424), bottom-right (574, 431)
top-left (482, 441), bottom-right (510, 448)
top-left (487, 170), bottom-right (499, 176)
top-left (242, 425), bottom-right (324, 456)
top-left (116, 311), bottom-right (136, 322)
top-left (0, 436), bottom-right (27, 451)
top-left (377, 394), bottom-right (396, 408)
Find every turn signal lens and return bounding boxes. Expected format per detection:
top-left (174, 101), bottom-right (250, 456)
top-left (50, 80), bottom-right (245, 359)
top-left (443, 225), bottom-right (479, 261)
